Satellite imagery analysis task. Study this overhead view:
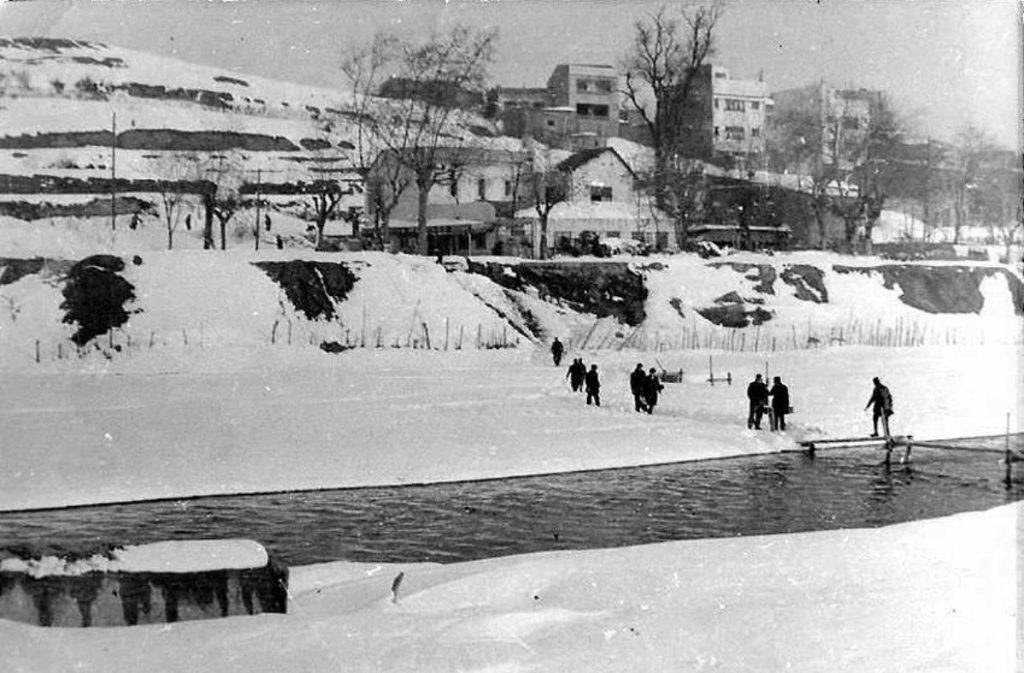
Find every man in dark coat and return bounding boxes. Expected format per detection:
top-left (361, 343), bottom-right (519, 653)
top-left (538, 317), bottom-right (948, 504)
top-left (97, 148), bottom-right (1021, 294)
top-left (566, 358), bottom-right (586, 392)
top-left (550, 338), bottom-right (564, 366)
top-left (630, 363), bottom-right (647, 412)
top-left (585, 364), bottom-right (601, 407)
top-left (643, 367), bottom-right (664, 414)
top-left (746, 374), bottom-right (769, 429)
top-left (864, 377), bottom-right (894, 438)
top-left (769, 376), bottom-right (790, 431)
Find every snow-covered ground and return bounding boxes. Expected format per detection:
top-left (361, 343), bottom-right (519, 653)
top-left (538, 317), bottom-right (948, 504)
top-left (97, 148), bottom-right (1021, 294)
top-left (1, 503), bottom-right (1017, 672)
top-left (1, 342), bottom-right (1018, 512)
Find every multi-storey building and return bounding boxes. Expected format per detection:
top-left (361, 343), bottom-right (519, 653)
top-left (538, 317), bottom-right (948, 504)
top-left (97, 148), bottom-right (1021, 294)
top-left (770, 81), bottom-right (882, 171)
top-left (677, 64), bottom-right (772, 168)
top-left (497, 64), bottom-right (620, 150)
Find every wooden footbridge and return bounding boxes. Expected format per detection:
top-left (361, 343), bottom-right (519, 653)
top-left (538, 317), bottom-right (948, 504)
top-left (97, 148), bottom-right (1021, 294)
top-left (785, 432), bottom-right (1024, 485)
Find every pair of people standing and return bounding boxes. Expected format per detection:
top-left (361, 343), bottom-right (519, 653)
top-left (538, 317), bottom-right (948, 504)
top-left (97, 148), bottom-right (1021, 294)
top-left (747, 374), bottom-right (790, 431)
top-left (630, 364), bottom-right (664, 414)
top-left (565, 357), bottom-right (601, 406)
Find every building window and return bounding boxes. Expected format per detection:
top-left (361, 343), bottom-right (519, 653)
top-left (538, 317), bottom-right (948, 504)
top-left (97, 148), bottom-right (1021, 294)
top-left (725, 99), bottom-right (745, 112)
top-left (576, 103), bottom-right (609, 118)
top-left (607, 230), bottom-right (620, 239)
top-left (472, 233), bottom-right (487, 249)
top-left (751, 101), bottom-right (760, 110)
top-left (477, 178), bottom-right (487, 200)
top-left (843, 116), bottom-right (861, 130)
top-left (714, 126), bottom-right (720, 138)
top-left (547, 119), bottom-right (555, 127)
top-left (504, 180), bottom-right (512, 197)
top-left (597, 79), bottom-right (613, 93)
top-left (751, 127), bottom-right (761, 138)
top-left (590, 185), bottom-right (613, 202)
top-left (724, 126), bottom-right (745, 140)
top-left (576, 79), bottom-right (590, 92)
top-left (714, 97), bottom-right (719, 109)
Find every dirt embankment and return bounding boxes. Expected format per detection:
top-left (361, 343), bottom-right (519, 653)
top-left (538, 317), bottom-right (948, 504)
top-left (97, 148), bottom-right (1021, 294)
top-left (834, 264), bottom-right (1024, 315)
top-left (467, 260), bottom-right (647, 326)
top-left (0, 197), bottom-right (151, 221)
top-left (252, 260), bottom-right (358, 321)
top-left (0, 257), bottom-right (73, 285)
top-left (0, 130), bottom-right (301, 152)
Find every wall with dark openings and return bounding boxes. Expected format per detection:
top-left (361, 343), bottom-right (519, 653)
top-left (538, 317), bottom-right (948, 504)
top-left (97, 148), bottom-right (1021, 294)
top-left (467, 260), bottom-right (647, 326)
top-left (252, 261), bottom-right (358, 321)
top-left (60, 255), bottom-right (139, 346)
top-left (834, 264), bottom-right (1024, 315)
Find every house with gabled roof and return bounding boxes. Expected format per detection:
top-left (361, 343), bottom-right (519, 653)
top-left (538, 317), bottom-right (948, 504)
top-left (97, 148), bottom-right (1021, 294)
top-left (517, 145), bottom-right (671, 256)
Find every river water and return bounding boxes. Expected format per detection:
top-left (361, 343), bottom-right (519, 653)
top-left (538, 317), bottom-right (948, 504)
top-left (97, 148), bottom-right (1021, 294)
top-left (1, 447), bottom-right (1020, 566)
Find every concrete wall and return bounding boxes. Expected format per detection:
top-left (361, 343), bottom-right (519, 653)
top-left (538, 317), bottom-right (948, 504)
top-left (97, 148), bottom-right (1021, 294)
top-left (0, 562), bottom-right (288, 627)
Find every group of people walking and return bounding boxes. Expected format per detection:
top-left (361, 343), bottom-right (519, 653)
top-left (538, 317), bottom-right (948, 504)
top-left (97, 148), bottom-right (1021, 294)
top-left (564, 357), bottom-right (602, 406)
top-left (552, 339), bottom-right (893, 438)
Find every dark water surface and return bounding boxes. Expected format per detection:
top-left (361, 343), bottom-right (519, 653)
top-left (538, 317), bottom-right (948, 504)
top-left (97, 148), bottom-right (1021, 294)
top-left (1, 448), bottom-right (1020, 566)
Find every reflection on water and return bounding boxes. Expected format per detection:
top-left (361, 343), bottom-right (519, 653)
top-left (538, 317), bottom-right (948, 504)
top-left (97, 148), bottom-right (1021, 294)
top-left (1, 449), bottom-right (1020, 565)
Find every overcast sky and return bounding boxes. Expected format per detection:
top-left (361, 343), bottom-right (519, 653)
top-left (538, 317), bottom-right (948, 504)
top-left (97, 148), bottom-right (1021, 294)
top-left (2, 0), bottom-right (1020, 147)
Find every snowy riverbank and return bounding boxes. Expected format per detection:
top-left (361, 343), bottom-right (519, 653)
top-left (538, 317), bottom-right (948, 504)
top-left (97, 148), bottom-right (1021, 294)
top-left (1, 502), bottom-right (1017, 672)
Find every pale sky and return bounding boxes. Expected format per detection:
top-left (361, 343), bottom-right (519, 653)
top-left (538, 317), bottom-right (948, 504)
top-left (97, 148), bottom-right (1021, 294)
top-left (1, 0), bottom-right (1020, 148)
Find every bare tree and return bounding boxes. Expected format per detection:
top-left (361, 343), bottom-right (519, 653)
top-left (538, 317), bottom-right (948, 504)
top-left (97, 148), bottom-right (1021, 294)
top-left (310, 182), bottom-right (344, 249)
top-left (622, 2), bottom-right (723, 241)
top-left (344, 25), bottom-right (498, 255)
top-left (201, 154), bottom-right (244, 250)
top-left (342, 34), bottom-right (405, 249)
top-left (154, 154), bottom-right (200, 250)
top-left (770, 92), bottom-right (907, 250)
top-left (518, 150), bottom-right (568, 260)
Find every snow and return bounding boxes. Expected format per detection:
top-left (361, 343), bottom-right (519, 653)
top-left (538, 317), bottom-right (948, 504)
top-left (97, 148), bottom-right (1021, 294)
top-left (0, 343), bottom-right (1018, 512)
top-left (0, 504), bottom-right (1016, 672)
top-left (0, 540), bottom-right (268, 576)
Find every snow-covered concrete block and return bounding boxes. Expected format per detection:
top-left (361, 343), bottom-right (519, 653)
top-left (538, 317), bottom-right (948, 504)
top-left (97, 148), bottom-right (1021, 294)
top-left (0, 539), bottom-right (287, 627)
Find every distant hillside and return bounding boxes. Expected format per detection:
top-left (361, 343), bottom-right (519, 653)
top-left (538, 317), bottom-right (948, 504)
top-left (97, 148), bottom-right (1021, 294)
top-left (0, 37), bottom-right (514, 188)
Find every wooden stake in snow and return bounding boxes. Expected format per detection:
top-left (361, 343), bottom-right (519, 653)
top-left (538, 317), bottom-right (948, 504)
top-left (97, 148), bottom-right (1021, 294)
top-left (390, 571), bottom-right (405, 604)
top-left (1006, 412), bottom-right (1013, 485)
top-left (34, 339), bottom-right (39, 364)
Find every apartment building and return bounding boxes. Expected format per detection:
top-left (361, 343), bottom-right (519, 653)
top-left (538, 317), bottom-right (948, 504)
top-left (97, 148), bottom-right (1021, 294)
top-left (677, 64), bottom-right (772, 168)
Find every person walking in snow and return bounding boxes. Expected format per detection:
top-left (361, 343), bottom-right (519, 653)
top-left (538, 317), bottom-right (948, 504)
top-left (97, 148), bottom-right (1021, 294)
top-left (746, 374), bottom-right (769, 430)
top-left (585, 364), bottom-right (601, 407)
top-left (865, 377), bottom-right (894, 438)
top-left (769, 376), bottom-right (790, 431)
top-left (643, 367), bottom-right (664, 415)
top-left (566, 358), bottom-right (586, 392)
top-left (550, 338), bottom-right (564, 367)
top-left (630, 363), bottom-right (648, 412)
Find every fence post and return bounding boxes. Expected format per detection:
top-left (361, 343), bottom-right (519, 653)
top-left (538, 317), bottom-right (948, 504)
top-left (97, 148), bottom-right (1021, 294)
top-left (35, 339), bottom-right (40, 363)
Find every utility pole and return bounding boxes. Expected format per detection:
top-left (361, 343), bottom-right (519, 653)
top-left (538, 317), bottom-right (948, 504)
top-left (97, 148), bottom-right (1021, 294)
top-left (110, 111), bottom-right (117, 231)
top-left (254, 168), bottom-right (262, 251)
